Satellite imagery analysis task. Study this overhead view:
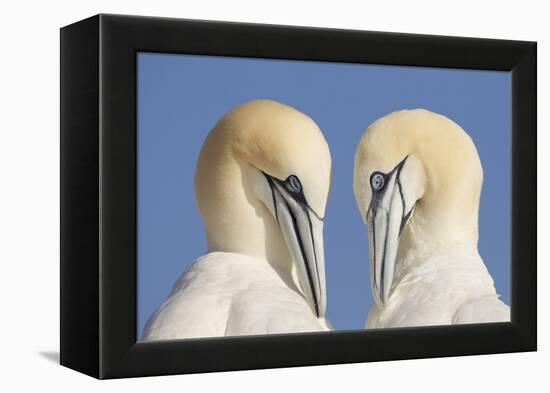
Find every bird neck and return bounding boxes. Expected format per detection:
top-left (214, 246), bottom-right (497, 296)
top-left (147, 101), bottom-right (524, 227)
top-left (396, 197), bottom-right (480, 273)
top-left (197, 158), bottom-right (295, 284)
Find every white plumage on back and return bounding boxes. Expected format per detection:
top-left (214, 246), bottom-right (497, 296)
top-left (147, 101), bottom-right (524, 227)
top-left (366, 251), bottom-right (509, 328)
top-left (143, 252), bottom-right (330, 340)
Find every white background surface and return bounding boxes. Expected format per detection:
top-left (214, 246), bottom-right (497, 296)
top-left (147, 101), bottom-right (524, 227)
top-left (0, 0), bottom-right (546, 391)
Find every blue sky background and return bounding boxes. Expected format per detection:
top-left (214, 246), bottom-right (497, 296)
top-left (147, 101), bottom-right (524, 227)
top-left (137, 52), bottom-right (510, 337)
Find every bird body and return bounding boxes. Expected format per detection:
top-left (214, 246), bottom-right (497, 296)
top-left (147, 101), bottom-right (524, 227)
top-left (366, 250), bottom-right (509, 328)
top-left (143, 252), bottom-right (330, 340)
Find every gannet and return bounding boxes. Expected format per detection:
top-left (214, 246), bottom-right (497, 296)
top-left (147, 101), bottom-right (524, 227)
top-left (353, 109), bottom-right (510, 328)
top-left (142, 100), bottom-right (332, 340)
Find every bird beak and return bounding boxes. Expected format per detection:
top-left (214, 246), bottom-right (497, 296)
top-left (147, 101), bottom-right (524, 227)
top-left (366, 158), bottom-right (411, 305)
top-left (266, 177), bottom-right (326, 318)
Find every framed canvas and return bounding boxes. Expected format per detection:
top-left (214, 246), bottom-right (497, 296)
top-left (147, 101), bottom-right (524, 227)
top-left (60, 14), bottom-right (536, 379)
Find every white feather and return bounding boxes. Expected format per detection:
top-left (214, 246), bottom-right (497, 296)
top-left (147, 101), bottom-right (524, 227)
top-left (143, 252), bottom-right (330, 340)
top-left (366, 251), bottom-right (509, 328)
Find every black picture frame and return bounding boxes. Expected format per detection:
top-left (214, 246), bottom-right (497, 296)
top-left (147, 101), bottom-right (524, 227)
top-left (60, 13), bottom-right (537, 379)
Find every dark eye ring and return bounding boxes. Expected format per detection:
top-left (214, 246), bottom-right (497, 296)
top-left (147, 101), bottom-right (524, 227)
top-left (286, 175), bottom-right (302, 193)
top-left (371, 172), bottom-right (385, 191)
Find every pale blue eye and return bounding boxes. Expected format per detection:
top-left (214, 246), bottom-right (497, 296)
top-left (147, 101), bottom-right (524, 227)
top-left (287, 175), bottom-right (302, 193)
top-left (371, 173), bottom-right (385, 191)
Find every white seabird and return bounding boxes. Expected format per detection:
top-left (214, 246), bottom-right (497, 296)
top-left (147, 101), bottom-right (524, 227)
top-left (143, 100), bottom-right (332, 340)
top-left (353, 109), bottom-right (510, 328)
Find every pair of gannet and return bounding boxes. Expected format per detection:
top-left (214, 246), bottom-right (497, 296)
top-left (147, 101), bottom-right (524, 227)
top-left (143, 100), bottom-right (509, 341)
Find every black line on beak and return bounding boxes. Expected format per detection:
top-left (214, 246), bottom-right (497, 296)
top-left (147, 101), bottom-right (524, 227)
top-left (397, 178), bottom-right (408, 236)
top-left (380, 211), bottom-right (390, 299)
top-left (305, 208), bottom-right (322, 312)
top-left (263, 173), bottom-right (279, 224)
top-left (400, 204), bottom-right (414, 236)
top-left (282, 197), bottom-right (320, 317)
top-left (371, 210), bottom-right (377, 295)
top-left (396, 170), bottom-right (414, 236)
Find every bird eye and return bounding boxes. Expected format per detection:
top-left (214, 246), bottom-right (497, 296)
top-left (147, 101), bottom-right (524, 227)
top-left (370, 172), bottom-right (385, 191)
top-left (286, 175), bottom-right (302, 193)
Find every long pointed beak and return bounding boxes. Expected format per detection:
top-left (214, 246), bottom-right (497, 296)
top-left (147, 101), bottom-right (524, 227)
top-left (367, 160), bottom-right (409, 305)
top-left (271, 183), bottom-right (326, 318)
